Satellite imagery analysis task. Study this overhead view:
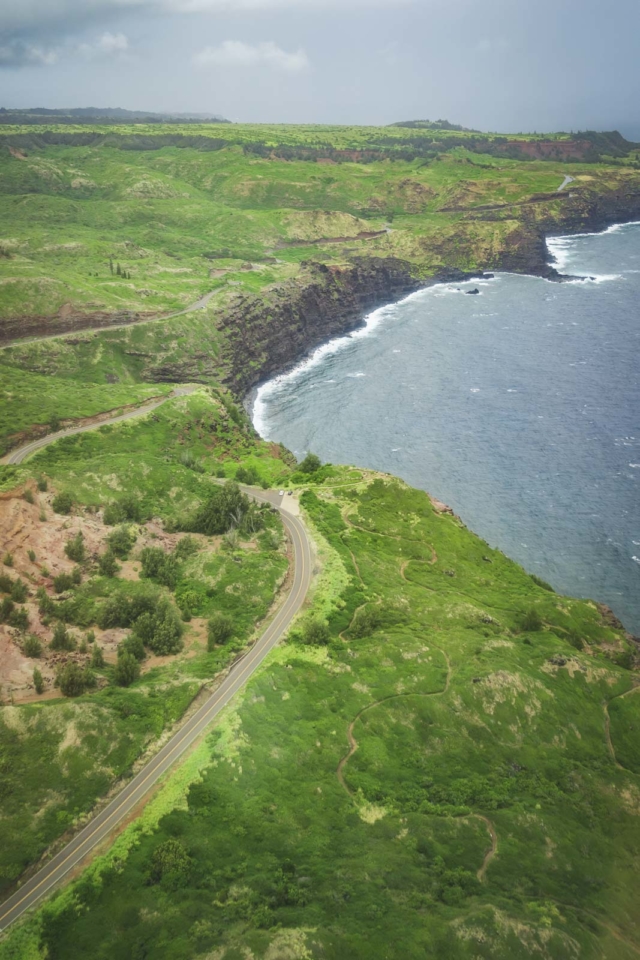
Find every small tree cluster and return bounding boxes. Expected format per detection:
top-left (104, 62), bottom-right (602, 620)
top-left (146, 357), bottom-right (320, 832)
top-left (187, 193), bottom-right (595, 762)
top-left (107, 525), bottom-right (137, 558)
top-left (103, 494), bottom-right (142, 526)
top-left (191, 482), bottom-right (250, 536)
top-left (98, 550), bottom-right (120, 577)
top-left (56, 662), bottom-right (96, 697)
top-left (52, 492), bottom-right (74, 515)
top-left (207, 612), bottom-right (234, 649)
top-left (114, 652), bottom-right (140, 687)
top-left (140, 547), bottom-right (179, 589)
top-left (50, 622), bottom-right (77, 651)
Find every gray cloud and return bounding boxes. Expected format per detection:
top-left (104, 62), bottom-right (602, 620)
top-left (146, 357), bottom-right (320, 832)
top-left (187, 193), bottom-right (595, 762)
top-left (194, 39), bottom-right (308, 71)
top-left (0, 39), bottom-right (59, 67)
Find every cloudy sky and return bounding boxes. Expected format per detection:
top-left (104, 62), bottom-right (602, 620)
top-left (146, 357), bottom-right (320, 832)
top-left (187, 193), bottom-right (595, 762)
top-left (1, 0), bottom-right (639, 135)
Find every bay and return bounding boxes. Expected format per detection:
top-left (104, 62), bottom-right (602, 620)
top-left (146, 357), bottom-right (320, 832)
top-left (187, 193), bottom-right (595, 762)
top-left (253, 223), bottom-right (640, 632)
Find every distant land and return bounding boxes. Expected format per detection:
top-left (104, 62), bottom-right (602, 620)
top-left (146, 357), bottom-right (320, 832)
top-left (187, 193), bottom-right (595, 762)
top-left (0, 106), bottom-right (231, 125)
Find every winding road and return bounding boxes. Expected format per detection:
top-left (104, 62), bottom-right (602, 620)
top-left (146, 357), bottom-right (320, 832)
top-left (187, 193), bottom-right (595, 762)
top-left (0, 399), bottom-right (313, 931)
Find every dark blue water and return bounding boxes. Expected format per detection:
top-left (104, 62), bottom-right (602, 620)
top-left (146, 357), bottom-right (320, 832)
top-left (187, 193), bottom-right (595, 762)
top-left (254, 223), bottom-right (640, 632)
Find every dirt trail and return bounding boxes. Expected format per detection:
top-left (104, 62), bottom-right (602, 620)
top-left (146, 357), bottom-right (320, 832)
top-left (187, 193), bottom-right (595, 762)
top-left (603, 685), bottom-right (640, 770)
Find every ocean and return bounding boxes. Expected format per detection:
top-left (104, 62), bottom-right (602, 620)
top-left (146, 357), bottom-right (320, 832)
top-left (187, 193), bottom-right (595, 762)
top-left (253, 222), bottom-right (640, 633)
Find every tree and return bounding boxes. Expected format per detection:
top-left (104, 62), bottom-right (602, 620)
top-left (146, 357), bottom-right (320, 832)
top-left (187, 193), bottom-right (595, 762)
top-left (119, 634), bottom-right (145, 662)
top-left (207, 612), bottom-right (234, 649)
top-left (192, 482), bottom-right (250, 536)
top-left (107, 525), bottom-right (136, 557)
top-left (10, 578), bottom-right (28, 603)
top-left (140, 546), bottom-right (178, 589)
top-left (114, 652), bottom-right (140, 687)
top-left (33, 667), bottom-right (44, 694)
top-left (135, 602), bottom-right (183, 655)
top-left (116, 263), bottom-right (122, 276)
top-left (299, 453), bottom-right (322, 474)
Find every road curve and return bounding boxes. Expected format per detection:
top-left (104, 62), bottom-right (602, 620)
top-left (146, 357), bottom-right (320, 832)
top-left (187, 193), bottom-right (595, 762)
top-left (1, 386), bottom-right (196, 466)
top-left (0, 491), bottom-right (311, 931)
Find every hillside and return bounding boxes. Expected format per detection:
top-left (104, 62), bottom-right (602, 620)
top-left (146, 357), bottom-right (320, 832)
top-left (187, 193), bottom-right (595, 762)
top-left (0, 123), bottom-right (639, 959)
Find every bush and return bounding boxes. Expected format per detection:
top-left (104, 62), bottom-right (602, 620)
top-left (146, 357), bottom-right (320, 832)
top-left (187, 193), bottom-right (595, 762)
top-left (23, 635), bottom-right (42, 658)
top-left (37, 587), bottom-right (55, 617)
top-left (98, 550), bottom-right (120, 577)
top-left (23, 489), bottom-right (34, 504)
top-left (103, 494), bottom-right (142, 526)
top-left (28, 549), bottom-right (36, 562)
top-left (235, 465), bottom-right (260, 485)
top-left (207, 612), bottom-right (234, 649)
top-left (50, 622), bottom-right (76, 651)
top-left (299, 453), bottom-right (322, 474)
top-left (520, 608), bottom-right (543, 632)
top-left (33, 667), bottom-right (44, 694)
top-left (52, 492), bottom-right (73, 515)
top-left (8, 606), bottom-right (29, 630)
top-left (0, 573), bottom-right (12, 593)
top-left (3, 552), bottom-right (13, 567)
top-left (114, 652), bottom-right (140, 687)
top-left (300, 619), bottom-right (330, 645)
top-left (71, 566), bottom-right (82, 585)
top-left (53, 572), bottom-right (74, 594)
top-left (140, 547), bottom-right (179, 589)
top-left (148, 839), bottom-right (192, 890)
top-left (64, 532), bottom-right (85, 563)
top-left (56, 662), bottom-right (88, 697)
top-left (119, 634), bottom-right (146, 662)
top-left (531, 574), bottom-right (555, 592)
top-left (134, 601), bottom-right (183, 655)
top-left (191, 482), bottom-right (250, 536)
top-left (179, 450), bottom-right (205, 473)
top-left (37, 475), bottom-right (48, 492)
top-left (107, 525), bottom-right (136, 558)
top-left (173, 536), bottom-right (199, 560)
top-left (0, 597), bottom-right (14, 623)
top-left (10, 579), bottom-right (28, 603)
top-left (90, 644), bottom-right (105, 668)
top-left (98, 589), bottom-right (157, 629)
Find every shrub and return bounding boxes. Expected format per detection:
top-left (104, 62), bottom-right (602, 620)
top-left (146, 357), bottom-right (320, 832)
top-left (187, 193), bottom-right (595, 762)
top-left (140, 547), bottom-right (179, 589)
top-left (300, 619), bottom-right (330, 645)
top-left (49, 415), bottom-right (61, 432)
top-left (0, 597), bottom-right (14, 622)
top-left (37, 588), bottom-right (55, 617)
top-left (10, 579), bottom-right (28, 603)
top-left (98, 589), bottom-right (157, 629)
top-left (28, 549), bottom-right (36, 562)
top-left (299, 453), bottom-right (322, 474)
top-left (56, 662), bottom-right (86, 697)
top-left (114, 652), bottom-right (140, 687)
top-left (350, 605), bottom-right (383, 639)
top-left (53, 572), bottom-right (74, 594)
top-left (52, 492), bottom-right (73, 515)
top-left (86, 629), bottom-right (95, 644)
top-left (90, 644), bottom-right (105, 668)
top-left (520, 608), bottom-right (543, 632)
top-left (71, 567), bottom-right (82, 585)
top-left (173, 536), bottom-right (199, 560)
top-left (235, 465), bottom-right (260, 485)
top-left (179, 450), bottom-right (205, 473)
top-left (33, 667), bottom-right (44, 694)
top-left (98, 550), bottom-right (120, 577)
top-left (8, 606), bottom-right (29, 630)
top-left (3, 552), bottom-right (13, 567)
top-left (191, 482), bottom-right (250, 536)
top-left (0, 574), bottom-right (12, 593)
top-left (107, 525), bottom-right (136, 558)
top-left (207, 612), bottom-right (234, 648)
top-left (64, 532), bottom-right (85, 563)
top-left (23, 489), bottom-right (34, 504)
top-left (50, 622), bottom-right (76, 651)
top-left (37, 475), bottom-right (48, 492)
top-left (531, 574), bottom-right (555, 592)
top-left (23, 635), bottom-right (42, 658)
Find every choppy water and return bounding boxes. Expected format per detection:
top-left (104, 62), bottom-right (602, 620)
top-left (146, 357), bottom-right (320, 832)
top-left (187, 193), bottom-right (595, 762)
top-left (253, 222), bottom-right (640, 632)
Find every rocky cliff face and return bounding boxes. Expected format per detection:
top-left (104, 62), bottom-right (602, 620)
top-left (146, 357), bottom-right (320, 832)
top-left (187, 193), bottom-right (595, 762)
top-left (217, 258), bottom-right (490, 396)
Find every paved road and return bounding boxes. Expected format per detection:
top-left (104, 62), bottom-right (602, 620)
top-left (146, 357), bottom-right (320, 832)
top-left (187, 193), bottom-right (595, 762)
top-left (558, 175), bottom-right (575, 192)
top-left (1, 386), bottom-right (196, 466)
top-left (0, 400), bottom-right (313, 930)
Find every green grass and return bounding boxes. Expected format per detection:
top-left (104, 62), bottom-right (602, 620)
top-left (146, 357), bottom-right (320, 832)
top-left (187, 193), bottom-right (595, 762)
top-left (3, 475), bottom-right (637, 959)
